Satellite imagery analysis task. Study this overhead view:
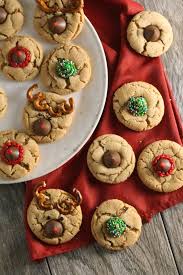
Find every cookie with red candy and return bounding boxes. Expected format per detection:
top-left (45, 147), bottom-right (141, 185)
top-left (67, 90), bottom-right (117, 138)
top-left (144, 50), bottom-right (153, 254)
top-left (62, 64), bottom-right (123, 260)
top-left (137, 140), bottom-right (183, 192)
top-left (0, 35), bottom-right (43, 81)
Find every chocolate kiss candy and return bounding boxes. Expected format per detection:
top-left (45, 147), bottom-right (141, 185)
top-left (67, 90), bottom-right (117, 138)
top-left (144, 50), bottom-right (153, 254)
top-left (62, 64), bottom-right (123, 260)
top-left (0, 7), bottom-right (7, 24)
top-left (156, 158), bottom-right (172, 173)
top-left (144, 25), bottom-right (161, 42)
top-left (48, 16), bottom-right (67, 34)
top-left (103, 150), bottom-right (121, 168)
top-left (44, 220), bottom-right (64, 238)
top-left (32, 118), bottom-right (52, 136)
top-left (4, 146), bottom-right (20, 161)
top-left (11, 49), bottom-right (26, 64)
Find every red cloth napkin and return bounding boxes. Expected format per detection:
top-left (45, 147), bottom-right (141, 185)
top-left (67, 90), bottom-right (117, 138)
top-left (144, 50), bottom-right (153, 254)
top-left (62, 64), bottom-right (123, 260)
top-left (25, 0), bottom-right (183, 260)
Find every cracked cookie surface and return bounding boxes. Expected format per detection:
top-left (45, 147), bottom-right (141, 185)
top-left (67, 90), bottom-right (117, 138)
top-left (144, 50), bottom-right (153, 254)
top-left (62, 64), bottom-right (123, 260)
top-left (34, 0), bottom-right (84, 44)
top-left (23, 92), bottom-right (74, 143)
top-left (0, 35), bottom-right (44, 81)
top-left (0, 88), bottom-right (7, 118)
top-left (0, 0), bottom-right (24, 40)
top-left (137, 140), bottom-right (183, 192)
top-left (113, 82), bottom-right (164, 131)
top-left (40, 43), bottom-right (91, 95)
top-left (127, 11), bottom-right (173, 57)
top-left (27, 189), bottom-right (82, 245)
top-left (0, 130), bottom-right (40, 180)
top-left (87, 134), bottom-right (136, 184)
top-left (91, 199), bottom-right (142, 251)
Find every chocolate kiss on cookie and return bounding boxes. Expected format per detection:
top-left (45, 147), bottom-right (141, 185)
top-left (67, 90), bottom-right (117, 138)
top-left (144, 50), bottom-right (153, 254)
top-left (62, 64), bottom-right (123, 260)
top-left (32, 118), bottom-right (52, 136)
top-left (4, 146), bottom-right (20, 162)
top-left (11, 49), bottom-right (27, 64)
top-left (144, 25), bottom-right (161, 42)
top-left (0, 7), bottom-right (7, 24)
top-left (48, 16), bottom-right (67, 34)
top-left (44, 220), bottom-right (64, 238)
top-left (103, 151), bottom-right (121, 168)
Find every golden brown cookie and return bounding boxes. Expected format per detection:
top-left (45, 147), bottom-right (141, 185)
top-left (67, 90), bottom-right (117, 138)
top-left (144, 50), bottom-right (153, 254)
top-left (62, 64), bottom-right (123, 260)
top-left (40, 43), bottom-right (91, 95)
top-left (87, 134), bottom-right (136, 184)
top-left (0, 0), bottom-right (24, 40)
top-left (0, 130), bottom-right (40, 180)
top-left (137, 140), bottom-right (183, 192)
top-left (113, 82), bottom-right (164, 131)
top-left (91, 199), bottom-right (142, 251)
top-left (0, 35), bottom-right (44, 81)
top-left (0, 88), bottom-right (7, 118)
top-left (23, 85), bottom-right (74, 143)
top-left (34, 0), bottom-right (84, 43)
top-left (127, 11), bottom-right (173, 57)
top-left (27, 182), bottom-right (83, 245)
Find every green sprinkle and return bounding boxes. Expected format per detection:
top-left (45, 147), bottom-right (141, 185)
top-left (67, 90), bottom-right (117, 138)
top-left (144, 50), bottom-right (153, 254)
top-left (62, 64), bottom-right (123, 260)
top-left (106, 216), bottom-right (126, 238)
top-left (127, 96), bottom-right (148, 116)
top-left (55, 58), bottom-right (78, 79)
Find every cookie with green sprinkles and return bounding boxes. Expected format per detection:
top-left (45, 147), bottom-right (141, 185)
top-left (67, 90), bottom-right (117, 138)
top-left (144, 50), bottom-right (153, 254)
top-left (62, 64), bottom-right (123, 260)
top-left (40, 43), bottom-right (91, 95)
top-left (91, 199), bottom-right (142, 251)
top-left (113, 81), bottom-right (164, 131)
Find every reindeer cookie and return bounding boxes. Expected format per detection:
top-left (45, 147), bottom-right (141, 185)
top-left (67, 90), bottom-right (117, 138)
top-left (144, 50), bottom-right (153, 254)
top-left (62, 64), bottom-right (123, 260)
top-left (34, 0), bottom-right (84, 44)
top-left (23, 84), bottom-right (74, 143)
top-left (27, 182), bottom-right (83, 245)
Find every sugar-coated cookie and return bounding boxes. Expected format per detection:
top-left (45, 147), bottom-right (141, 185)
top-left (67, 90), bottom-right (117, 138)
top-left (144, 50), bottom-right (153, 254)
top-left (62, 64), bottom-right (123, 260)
top-left (87, 134), bottom-right (136, 184)
top-left (0, 36), bottom-right (43, 81)
top-left (27, 182), bottom-right (83, 245)
top-left (23, 84), bottom-right (74, 143)
top-left (127, 11), bottom-right (173, 57)
top-left (0, 130), bottom-right (40, 180)
top-left (34, 0), bottom-right (84, 43)
top-left (91, 199), bottom-right (142, 251)
top-left (40, 43), bottom-right (91, 95)
top-left (113, 81), bottom-right (164, 131)
top-left (137, 140), bottom-right (183, 192)
top-left (0, 88), bottom-right (7, 118)
top-left (0, 0), bottom-right (24, 40)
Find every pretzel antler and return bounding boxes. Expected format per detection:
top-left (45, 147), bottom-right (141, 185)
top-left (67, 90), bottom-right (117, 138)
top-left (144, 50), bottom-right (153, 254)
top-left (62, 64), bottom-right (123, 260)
top-left (27, 85), bottom-right (74, 116)
top-left (36, 0), bottom-right (83, 13)
top-left (34, 182), bottom-right (53, 210)
top-left (56, 188), bottom-right (82, 215)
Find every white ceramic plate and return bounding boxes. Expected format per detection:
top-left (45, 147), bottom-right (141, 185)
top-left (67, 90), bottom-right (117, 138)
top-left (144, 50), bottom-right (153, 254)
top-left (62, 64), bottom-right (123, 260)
top-left (0, 0), bottom-right (108, 184)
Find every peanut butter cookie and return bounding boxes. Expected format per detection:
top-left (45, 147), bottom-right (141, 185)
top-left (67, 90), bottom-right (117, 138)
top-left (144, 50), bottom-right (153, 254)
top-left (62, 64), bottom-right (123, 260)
top-left (87, 134), bottom-right (136, 184)
top-left (0, 36), bottom-right (44, 81)
top-left (0, 0), bottom-right (24, 40)
top-left (27, 182), bottom-right (83, 245)
top-left (40, 43), bottom-right (91, 95)
top-left (23, 85), bottom-right (74, 143)
top-left (113, 82), bottom-right (164, 131)
top-left (0, 88), bottom-right (7, 118)
top-left (137, 140), bottom-right (183, 192)
top-left (0, 130), bottom-right (40, 180)
top-left (34, 0), bottom-right (84, 43)
top-left (127, 11), bottom-right (173, 57)
top-left (91, 199), bottom-right (142, 251)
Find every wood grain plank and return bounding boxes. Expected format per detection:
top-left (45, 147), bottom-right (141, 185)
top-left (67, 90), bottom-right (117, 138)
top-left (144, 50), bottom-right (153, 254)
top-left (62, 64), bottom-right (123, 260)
top-left (0, 183), bottom-right (50, 275)
top-left (162, 206), bottom-right (183, 274)
top-left (47, 214), bottom-right (178, 275)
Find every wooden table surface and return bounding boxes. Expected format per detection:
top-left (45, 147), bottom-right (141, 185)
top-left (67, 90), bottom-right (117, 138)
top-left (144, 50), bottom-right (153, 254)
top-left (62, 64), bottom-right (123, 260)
top-left (0, 1), bottom-right (183, 274)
